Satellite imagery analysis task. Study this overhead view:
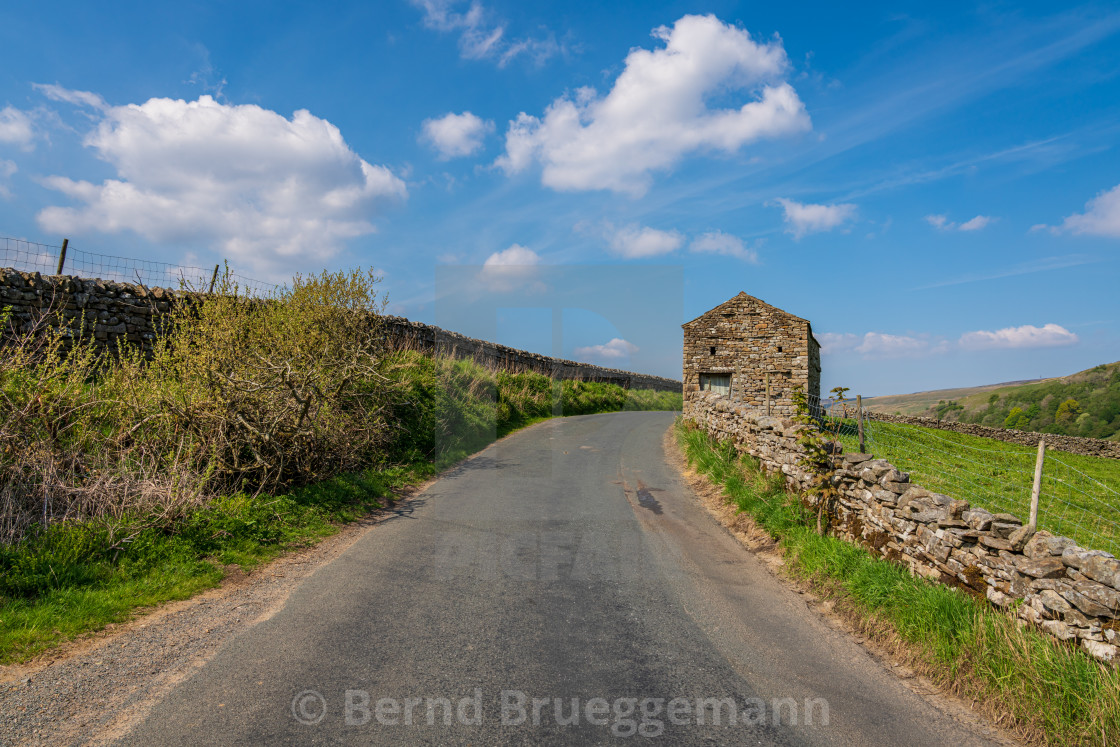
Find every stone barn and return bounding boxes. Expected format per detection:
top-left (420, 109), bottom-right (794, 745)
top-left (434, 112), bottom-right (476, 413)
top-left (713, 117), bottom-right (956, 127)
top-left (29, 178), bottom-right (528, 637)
top-left (682, 292), bottom-right (821, 415)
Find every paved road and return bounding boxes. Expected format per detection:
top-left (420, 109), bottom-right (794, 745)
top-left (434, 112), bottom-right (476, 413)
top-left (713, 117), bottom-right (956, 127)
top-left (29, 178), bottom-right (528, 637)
top-left (120, 412), bottom-right (996, 745)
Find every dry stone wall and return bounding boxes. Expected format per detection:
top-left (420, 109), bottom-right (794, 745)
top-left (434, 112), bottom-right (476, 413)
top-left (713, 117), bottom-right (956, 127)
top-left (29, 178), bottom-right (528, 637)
top-left (868, 412), bottom-right (1120, 459)
top-left (686, 392), bottom-right (1120, 663)
top-left (0, 268), bottom-right (681, 392)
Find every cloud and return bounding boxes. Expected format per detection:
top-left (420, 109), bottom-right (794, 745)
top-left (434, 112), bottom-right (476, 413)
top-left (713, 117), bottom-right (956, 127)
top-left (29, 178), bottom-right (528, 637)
top-left (33, 83), bottom-right (108, 110)
top-left (1054, 183), bottom-right (1120, 238)
top-left (477, 243), bottom-right (542, 292)
top-left (958, 215), bottom-right (992, 231)
top-left (574, 337), bottom-right (638, 362)
top-left (819, 331), bottom-right (944, 358)
top-left (496, 14), bottom-right (809, 195)
top-left (959, 323), bottom-right (1079, 350)
top-left (688, 230), bottom-right (759, 262)
top-left (411, 0), bottom-right (560, 67)
top-left (925, 213), bottom-right (995, 231)
top-left (816, 332), bottom-right (858, 355)
top-left (420, 111), bottom-right (494, 159)
top-left (0, 159), bottom-right (16, 198)
top-left (772, 198), bottom-right (856, 239)
top-left (606, 223), bottom-right (684, 258)
top-left (0, 107), bottom-right (35, 150)
top-left (34, 94), bottom-right (406, 279)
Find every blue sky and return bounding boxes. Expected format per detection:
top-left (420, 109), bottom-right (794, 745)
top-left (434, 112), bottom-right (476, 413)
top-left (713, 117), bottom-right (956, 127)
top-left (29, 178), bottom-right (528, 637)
top-left (1, 1), bottom-right (1118, 394)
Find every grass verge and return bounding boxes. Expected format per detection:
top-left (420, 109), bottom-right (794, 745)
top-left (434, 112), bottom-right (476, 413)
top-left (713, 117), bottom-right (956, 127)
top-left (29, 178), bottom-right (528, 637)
top-left (676, 418), bottom-right (1120, 746)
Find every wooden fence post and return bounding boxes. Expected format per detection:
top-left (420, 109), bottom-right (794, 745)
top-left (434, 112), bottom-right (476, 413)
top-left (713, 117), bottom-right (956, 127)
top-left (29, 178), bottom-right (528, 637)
top-left (208, 264), bottom-right (220, 294)
top-left (56, 238), bottom-right (69, 275)
top-left (1029, 437), bottom-right (1046, 530)
top-left (857, 394), bottom-right (865, 453)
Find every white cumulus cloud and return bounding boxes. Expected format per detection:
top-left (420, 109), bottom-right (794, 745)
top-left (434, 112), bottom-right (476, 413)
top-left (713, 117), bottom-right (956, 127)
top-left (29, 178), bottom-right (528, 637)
top-left (420, 111), bottom-right (494, 159)
top-left (689, 230), bottom-right (759, 262)
top-left (34, 94), bottom-right (406, 279)
top-left (0, 107), bottom-right (35, 150)
top-left (477, 243), bottom-right (541, 292)
top-left (819, 331), bottom-right (944, 358)
top-left (772, 198), bottom-right (856, 239)
top-left (496, 14), bottom-right (809, 195)
top-left (574, 338), bottom-right (639, 362)
top-left (1055, 183), bottom-right (1120, 238)
top-left (607, 223), bottom-right (684, 258)
top-left (959, 324), bottom-right (1079, 350)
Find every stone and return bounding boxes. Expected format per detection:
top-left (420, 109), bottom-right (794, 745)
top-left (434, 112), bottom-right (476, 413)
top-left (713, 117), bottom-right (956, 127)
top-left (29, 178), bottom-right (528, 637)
top-left (991, 513), bottom-right (1023, 526)
top-left (1081, 640), bottom-right (1118, 663)
top-left (1041, 619), bottom-right (1077, 641)
top-left (879, 468), bottom-right (909, 485)
top-left (979, 536), bottom-right (1012, 552)
top-left (1029, 578), bottom-right (1062, 591)
top-left (870, 489), bottom-right (900, 506)
top-left (897, 486), bottom-right (931, 509)
top-left (1022, 532), bottom-right (1074, 560)
top-left (1081, 555), bottom-right (1120, 591)
top-left (1038, 589), bottom-right (1073, 615)
top-left (1062, 547), bottom-right (1114, 570)
top-left (1008, 524), bottom-right (1036, 551)
top-left (1017, 557), bottom-right (1067, 579)
top-left (936, 519), bottom-right (970, 529)
top-left (1061, 588), bottom-right (1113, 618)
top-left (964, 509), bottom-right (993, 532)
top-left (911, 509), bottom-right (948, 524)
top-left (986, 586), bottom-right (1013, 608)
top-left (841, 452), bottom-right (873, 464)
top-left (990, 522), bottom-right (1022, 539)
top-left (1072, 579), bottom-right (1120, 613)
top-left (879, 481), bottom-right (910, 494)
top-left (948, 499), bottom-right (970, 519)
top-left (1019, 603), bottom-right (1043, 624)
top-left (1063, 608), bottom-right (1090, 627)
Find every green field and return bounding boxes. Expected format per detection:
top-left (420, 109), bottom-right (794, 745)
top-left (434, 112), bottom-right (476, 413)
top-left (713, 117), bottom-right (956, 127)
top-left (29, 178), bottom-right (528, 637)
top-left (831, 417), bottom-right (1120, 555)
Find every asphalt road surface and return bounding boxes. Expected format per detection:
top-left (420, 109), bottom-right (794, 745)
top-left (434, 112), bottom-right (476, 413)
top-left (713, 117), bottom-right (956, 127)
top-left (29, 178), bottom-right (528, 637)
top-left (120, 411), bottom-right (998, 745)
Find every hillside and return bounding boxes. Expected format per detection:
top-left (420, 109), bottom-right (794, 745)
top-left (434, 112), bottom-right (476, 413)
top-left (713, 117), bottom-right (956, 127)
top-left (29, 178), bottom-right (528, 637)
top-left (862, 361), bottom-right (1120, 441)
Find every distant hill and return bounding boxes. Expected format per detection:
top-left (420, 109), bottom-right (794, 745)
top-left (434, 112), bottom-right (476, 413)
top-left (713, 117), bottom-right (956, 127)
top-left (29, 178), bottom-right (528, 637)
top-left (862, 361), bottom-right (1120, 441)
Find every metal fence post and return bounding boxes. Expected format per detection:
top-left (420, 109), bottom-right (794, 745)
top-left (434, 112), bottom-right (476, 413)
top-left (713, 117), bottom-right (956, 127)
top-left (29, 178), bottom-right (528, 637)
top-left (1029, 437), bottom-right (1046, 529)
top-left (56, 238), bottom-right (68, 275)
top-left (857, 394), bottom-right (865, 453)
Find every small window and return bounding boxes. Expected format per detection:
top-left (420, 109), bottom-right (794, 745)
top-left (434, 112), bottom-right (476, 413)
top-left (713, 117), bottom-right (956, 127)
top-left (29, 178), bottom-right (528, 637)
top-left (700, 373), bottom-right (731, 396)
top-left (777, 346), bottom-right (783, 352)
top-left (709, 346), bottom-right (716, 355)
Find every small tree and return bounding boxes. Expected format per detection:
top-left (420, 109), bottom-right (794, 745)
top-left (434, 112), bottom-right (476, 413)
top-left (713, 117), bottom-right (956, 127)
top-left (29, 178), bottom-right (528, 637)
top-left (792, 385), bottom-right (842, 536)
top-left (1056, 398), bottom-right (1082, 424)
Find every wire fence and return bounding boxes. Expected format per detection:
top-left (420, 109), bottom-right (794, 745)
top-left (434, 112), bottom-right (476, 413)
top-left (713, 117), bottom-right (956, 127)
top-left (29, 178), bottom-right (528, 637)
top-left (0, 236), bottom-right (281, 297)
top-left (810, 393), bottom-right (1120, 556)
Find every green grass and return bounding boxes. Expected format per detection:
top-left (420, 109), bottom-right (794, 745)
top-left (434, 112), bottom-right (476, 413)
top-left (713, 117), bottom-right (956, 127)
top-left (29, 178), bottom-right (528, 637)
top-left (676, 419), bottom-right (1120, 745)
top-left (828, 418), bottom-right (1120, 555)
top-left (0, 354), bottom-right (680, 664)
top-left (0, 466), bottom-right (425, 663)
